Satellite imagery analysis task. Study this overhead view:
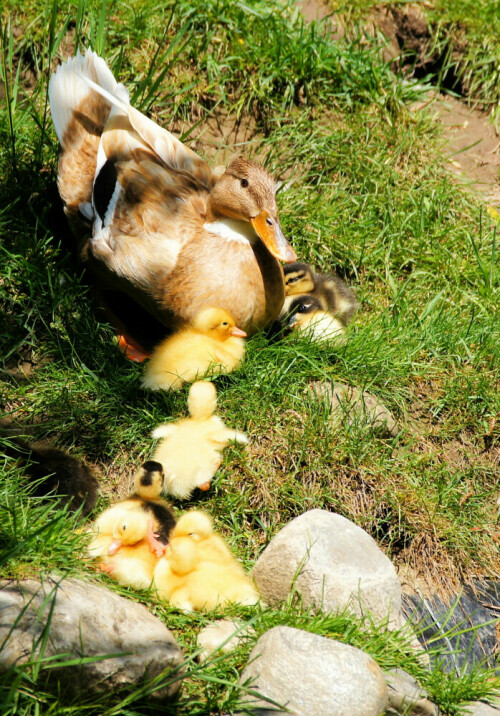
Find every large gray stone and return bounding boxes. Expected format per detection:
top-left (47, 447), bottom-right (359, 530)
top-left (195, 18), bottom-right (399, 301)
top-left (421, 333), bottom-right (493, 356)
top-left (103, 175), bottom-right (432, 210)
top-left (238, 626), bottom-right (388, 716)
top-left (252, 509), bottom-right (403, 628)
top-left (309, 381), bottom-right (399, 438)
top-left (385, 668), bottom-right (439, 715)
top-left (0, 576), bottom-right (183, 701)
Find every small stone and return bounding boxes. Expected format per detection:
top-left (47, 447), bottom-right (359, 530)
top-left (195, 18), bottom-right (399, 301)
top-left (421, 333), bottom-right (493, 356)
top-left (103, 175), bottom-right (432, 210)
top-left (238, 626), bottom-right (388, 716)
top-left (309, 381), bottom-right (399, 437)
top-left (0, 576), bottom-right (183, 701)
top-left (197, 619), bottom-right (255, 662)
top-left (252, 509), bottom-right (403, 628)
top-left (385, 668), bottom-right (439, 715)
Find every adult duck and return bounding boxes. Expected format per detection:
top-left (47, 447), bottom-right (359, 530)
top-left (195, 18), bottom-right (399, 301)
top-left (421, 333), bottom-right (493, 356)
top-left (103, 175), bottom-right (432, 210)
top-left (49, 49), bottom-right (296, 347)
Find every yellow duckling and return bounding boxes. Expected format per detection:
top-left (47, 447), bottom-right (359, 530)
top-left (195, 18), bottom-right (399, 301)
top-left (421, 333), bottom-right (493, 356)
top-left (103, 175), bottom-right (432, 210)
top-left (153, 511), bottom-right (260, 611)
top-left (141, 308), bottom-right (246, 391)
top-left (151, 381), bottom-right (248, 499)
top-left (283, 262), bottom-right (359, 325)
top-left (92, 511), bottom-right (161, 590)
top-left (49, 49), bottom-right (296, 341)
top-left (286, 295), bottom-right (347, 345)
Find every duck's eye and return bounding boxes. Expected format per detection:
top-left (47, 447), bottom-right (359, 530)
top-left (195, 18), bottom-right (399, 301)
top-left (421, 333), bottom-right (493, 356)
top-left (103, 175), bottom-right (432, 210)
top-left (221, 322), bottom-right (228, 326)
top-left (266, 217), bottom-right (273, 227)
top-left (240, 178), bottom-right (249, 188)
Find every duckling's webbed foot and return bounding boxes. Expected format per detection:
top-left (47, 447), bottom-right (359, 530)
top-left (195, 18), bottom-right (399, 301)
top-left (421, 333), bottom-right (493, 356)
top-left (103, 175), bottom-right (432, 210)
top-left (147, 519), bottom-right (167, 557)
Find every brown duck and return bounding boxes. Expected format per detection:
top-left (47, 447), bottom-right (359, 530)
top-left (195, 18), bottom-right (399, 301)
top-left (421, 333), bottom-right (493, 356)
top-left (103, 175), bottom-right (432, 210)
top-left (49, 49), bottom-right (296, 347)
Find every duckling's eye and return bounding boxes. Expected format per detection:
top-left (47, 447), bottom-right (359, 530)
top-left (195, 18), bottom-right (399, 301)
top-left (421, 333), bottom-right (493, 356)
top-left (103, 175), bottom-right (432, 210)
top-left (240, 178), bottom-right (249, 188)
top-left (221, 322), bottom-right (229, 326)
top-left (266, 217), bottom-right (273, 227)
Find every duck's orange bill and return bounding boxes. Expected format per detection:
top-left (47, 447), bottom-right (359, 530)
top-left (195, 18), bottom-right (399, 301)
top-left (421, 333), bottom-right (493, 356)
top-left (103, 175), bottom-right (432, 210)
top-left (117, 333), bottom-right (152, 363)
top-left (251, 210), bottom-right (297, 263)
top-left (231, 326), bottom-right (247, 338)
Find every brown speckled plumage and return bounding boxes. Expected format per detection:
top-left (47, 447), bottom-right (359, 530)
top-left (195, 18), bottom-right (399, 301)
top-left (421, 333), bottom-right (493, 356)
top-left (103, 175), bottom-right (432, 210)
top-left (50, 49), bottom-right (294, 335)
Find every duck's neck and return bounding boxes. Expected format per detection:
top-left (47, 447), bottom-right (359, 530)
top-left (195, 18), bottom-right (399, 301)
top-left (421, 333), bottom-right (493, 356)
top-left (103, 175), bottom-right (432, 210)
top-left (203, 216), bottom-right (259, 245)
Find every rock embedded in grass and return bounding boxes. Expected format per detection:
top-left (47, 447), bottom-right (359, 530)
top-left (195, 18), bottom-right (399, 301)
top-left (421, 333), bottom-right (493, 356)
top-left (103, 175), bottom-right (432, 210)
top-left (309, 380), bottom-right (399, 438)
top-left (252, 509), bottom-right (403, 628)
top-left (238, 626), bottom-right (388, 716)
top-left (0, 576), bottom-right (183, 702)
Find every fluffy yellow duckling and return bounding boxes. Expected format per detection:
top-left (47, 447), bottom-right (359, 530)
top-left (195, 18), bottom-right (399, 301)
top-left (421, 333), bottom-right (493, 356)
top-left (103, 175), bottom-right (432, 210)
top-left (153, 511), bottom-right (260, 611)
top-left (141, 308), bottom-right (246, 391)
top-left (49, 50), bottom-right (296, 339)
top-left (286, 295), bottom-right (347, 346)
top-left (283, 262), bottom-right (359, 325)
top-left (151, 381), bottom-right (248, 499)
top-left (91, 511), bottom-right (161, 590)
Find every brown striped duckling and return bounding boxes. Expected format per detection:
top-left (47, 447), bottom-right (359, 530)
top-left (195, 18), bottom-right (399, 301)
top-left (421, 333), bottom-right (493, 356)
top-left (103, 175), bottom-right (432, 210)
top-left (283, 261), bottom-right (359, 325)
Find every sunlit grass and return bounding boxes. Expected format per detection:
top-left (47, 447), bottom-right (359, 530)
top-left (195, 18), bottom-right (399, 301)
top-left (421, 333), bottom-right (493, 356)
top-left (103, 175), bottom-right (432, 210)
top-left (0, 0), bottom-right (499, 712)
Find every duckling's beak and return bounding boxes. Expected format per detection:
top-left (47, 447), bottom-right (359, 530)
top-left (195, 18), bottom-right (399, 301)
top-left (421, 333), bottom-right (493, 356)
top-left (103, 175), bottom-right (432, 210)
top-left (251, 210), bottom-right (297, 263)
top-left (231, 326), bottom-right (247, 338)
top-left (108, 539), bottom-right (122, 556)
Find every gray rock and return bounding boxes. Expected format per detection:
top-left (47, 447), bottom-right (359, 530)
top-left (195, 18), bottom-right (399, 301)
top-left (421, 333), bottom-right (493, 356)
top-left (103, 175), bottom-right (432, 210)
top-left (197, 619), bottom-right (255, 662)
top-left (385, 668), bottom-right (439, 715)
top-left (462, 702), bottom-right (500, 716)
top-left (0, 576), bottom-right (183, 701)
top-left (309, 381), bottom-right (399, 438)
top-left (238, 626), bottom-right (388, 716)
top-left (252, 509), bottom-right (403, 628)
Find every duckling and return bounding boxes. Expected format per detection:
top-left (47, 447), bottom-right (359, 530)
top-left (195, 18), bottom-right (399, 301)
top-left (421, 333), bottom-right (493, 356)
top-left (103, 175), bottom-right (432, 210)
top-left (88, 461), bottom-right (176, 560)
top-left (141, 308), bottom-right (246, 391)
top-left (91, 510), bottom-right (162, 590)
top-left (283, 262), bottom-right (359, 325)
top-left (286, 295), bottom-right (347, 345)
top-left (151, 381), bottom-right (248, 499)
top-left (1, 434), bottom-right (98, 517)
top-left (153, 511), bottom-right (260, 611)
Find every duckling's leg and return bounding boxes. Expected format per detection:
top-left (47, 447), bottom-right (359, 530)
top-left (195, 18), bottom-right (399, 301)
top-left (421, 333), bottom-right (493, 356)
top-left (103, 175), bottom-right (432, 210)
top-left (147, 519), bottom-right (168, 557)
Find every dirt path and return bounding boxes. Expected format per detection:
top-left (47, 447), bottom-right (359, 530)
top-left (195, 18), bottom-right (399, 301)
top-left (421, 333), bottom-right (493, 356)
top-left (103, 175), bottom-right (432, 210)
top-left (430, 94), bottom-right (500, 205)
top-left (299, 0), bottom-right (500, 207)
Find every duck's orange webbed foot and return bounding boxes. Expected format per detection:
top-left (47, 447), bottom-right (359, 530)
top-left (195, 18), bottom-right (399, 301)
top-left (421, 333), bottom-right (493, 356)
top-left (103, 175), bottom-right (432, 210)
top-left (97, 562), bottom-right (115, 575)
top-left (147, 519), bottom-right (167, 557)
top-left (117, 333), bottom-right (151, 363)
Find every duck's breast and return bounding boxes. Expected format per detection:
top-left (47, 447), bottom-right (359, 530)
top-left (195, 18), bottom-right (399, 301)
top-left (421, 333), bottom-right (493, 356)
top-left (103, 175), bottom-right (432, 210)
top-left (161, 234), bottom-right (285, 335)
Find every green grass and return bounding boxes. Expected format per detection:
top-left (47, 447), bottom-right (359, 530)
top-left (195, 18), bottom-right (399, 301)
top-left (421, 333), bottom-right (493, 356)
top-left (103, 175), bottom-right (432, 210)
top-left (1, 0), bottom-right (499, 712)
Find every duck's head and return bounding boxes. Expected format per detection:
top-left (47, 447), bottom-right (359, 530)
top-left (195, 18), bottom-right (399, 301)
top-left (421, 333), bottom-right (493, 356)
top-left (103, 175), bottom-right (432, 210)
top-left (192, 307), bottom-right (247, 342)
top-left (286, 295), bottom-right (323, 328)
top-left (207, 156), bottom-right (296, 262)
top-left (284, 262), bottom-right (316, 296)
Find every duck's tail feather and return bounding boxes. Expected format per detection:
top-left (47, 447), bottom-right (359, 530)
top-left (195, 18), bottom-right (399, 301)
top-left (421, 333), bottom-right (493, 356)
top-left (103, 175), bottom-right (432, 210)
top-left (49, 48), bottom-right (119, 145)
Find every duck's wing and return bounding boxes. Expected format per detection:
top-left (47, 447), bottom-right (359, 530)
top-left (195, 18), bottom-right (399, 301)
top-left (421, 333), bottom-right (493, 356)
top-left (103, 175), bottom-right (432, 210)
top-left (81, 74), bottom-right (213, 191)
top-left (77, 66), bottom-right (215, 285)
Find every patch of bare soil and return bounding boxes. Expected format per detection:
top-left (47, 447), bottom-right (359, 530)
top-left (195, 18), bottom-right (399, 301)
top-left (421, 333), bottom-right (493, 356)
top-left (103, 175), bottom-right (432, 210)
top-left (300, 0), bottom-right (500, 205)
top-left (431, 94), bottom-right (500, 205)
